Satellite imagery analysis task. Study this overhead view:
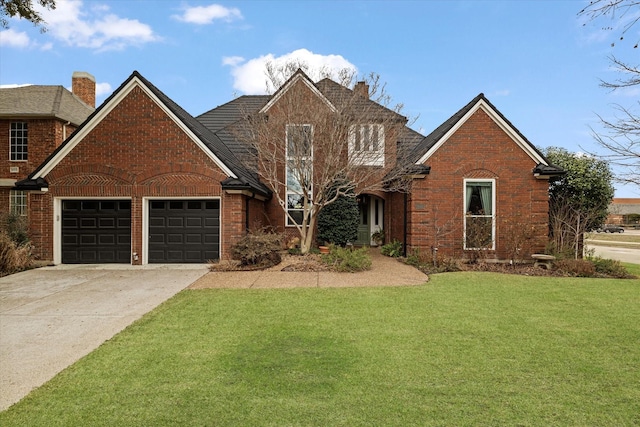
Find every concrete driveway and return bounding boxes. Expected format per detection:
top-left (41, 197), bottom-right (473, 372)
top-left (0, 264), bottom-right (208, 411)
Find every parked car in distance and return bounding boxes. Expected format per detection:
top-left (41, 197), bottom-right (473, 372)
top-left (597, 225), bottom-right (625, 233)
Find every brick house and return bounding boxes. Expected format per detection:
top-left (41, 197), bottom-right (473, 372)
top-left (0, 72), bottom-right (95, 224)
top-left (15, 70), bottom-right (563, 264)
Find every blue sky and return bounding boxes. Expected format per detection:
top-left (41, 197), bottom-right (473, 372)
top-left (1, 0), bottom-right (638, 197)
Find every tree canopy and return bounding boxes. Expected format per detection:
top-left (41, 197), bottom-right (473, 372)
top-left (544, 147), bottom-right (615, 258)
top-left (1, 0), bottom-right (55, 30)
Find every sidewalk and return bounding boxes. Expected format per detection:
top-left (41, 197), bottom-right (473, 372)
top-left (189, 250), bottom-right (429, 289)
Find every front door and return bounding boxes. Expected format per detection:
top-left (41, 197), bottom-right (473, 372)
top-left (355, 196), bottom-right (384, 246)
top-left (356, 197), bottom-right (370, 245)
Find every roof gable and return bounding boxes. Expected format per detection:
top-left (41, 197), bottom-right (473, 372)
top-left (412, 94), bottom-right (549, 167)
top-left (30, 71), bottom-right (249, 182)
top-left (259, 69), bottom-right (337, 114)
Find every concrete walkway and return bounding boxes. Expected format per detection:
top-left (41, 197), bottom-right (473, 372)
top-left (0, 264), bottom-right (209, 411)
top-left (190, 250), bottom-right (429, 289)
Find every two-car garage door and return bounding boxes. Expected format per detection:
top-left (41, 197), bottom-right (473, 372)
top-left (61, 199), bottom-right (220, 264)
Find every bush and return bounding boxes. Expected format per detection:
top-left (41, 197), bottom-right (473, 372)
top-left (0, 231), bottom-right (32, 275)
top-left (231, 229), bottom-right (283, 268)
top-left (321, 246), bottom-right (371, 272)
top-left (554, 259), bottom-right (597, 277)
top-left (405, 248), bottom-right (461, 274)
top-left (380, 240), bottom-right (403, 257)
top-left (317, 179), bottom-right (359, 246)
top-left (1, 212), bottom-right (29, 247)
top-left (589, 256), bottom-right (634, 279)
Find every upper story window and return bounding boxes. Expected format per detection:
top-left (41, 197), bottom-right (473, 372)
top-left (348, 124), bottom-right (384, 166)
top-left (464, 179), bottom-right (495, 250)
top-left (10, 122), bottom-right (28, 161)
top-left (286, 124), bottom-right (313, 226)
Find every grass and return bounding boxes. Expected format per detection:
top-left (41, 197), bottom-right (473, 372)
top-left (585, 232), bottom-right (640, 244)
top-left (1, 267), bottom-right (639, 426)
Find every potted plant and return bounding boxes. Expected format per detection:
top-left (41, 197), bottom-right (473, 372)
top-left (371, 229), bottom-right (385, 246)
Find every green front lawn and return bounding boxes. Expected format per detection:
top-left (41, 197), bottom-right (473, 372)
top-left (2, 268), bottom-right (639, 426)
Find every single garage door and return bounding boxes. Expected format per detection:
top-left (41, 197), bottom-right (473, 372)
top-left (62, 200), bottom-right (132, 263)
top-left (148, 200), bottom-right (220, 263)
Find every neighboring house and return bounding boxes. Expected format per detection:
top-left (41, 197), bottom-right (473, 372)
top-left (606, 198), bottom-right (640, 226)
top-left (0, 72), bottom-right (95, 227)
top-left (16, 70), bottom-right (563, 264)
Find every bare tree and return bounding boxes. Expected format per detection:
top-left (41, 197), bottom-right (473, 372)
top-left (236, 64), bottom-right (413, 253)
top-left (579, 0), bottom-right (640, 188)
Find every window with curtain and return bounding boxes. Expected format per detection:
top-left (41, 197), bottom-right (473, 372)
top-left (464, 180), bottom-right (494, 249)
top-left (286, 124), bottom-right (313, 226)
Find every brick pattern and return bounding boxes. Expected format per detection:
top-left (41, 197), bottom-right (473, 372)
top-left (404, 109), bottom-right (550, 260)
top-left (31, 86), bottom-right (247, 263)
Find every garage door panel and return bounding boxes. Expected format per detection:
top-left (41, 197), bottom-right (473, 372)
top-left (167, 217), bottom-right (184, 227)
top-left (186, 217), bottom-right (202, 227)
top-left (149, 217), bottom-right (165, 227)
top-left (148, 199), bottom-right (220, 263)
top-left (62, 200), bottom-right (131, 264)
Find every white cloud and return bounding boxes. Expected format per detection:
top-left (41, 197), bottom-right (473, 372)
top-left (0, 28), bottom-right (31, 48)
top-left (173, 4), bottom-right (242, 25)
top-left (37, 0), bottom-right (160, 51)
top-left (223, 48), bottom-right (357, 95)
top-left (95, 82), bottom-right (112, 97)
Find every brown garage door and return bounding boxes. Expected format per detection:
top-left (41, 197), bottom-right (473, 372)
top-left (61, 200), bottom-right (131, 263)
top-left (148, 200), bottom-right (220, 263)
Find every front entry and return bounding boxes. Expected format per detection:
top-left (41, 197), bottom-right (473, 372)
top-left (355, 195), bottom-right (384, 246)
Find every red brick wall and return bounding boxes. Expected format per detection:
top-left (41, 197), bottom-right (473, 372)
top-left (31, 85), bottom-right (245, 263)
top-left (0, 119), bottom-right (74, 182)
top-left (407, 108), bottom-right (550, 260)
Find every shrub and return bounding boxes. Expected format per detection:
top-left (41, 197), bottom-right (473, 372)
top-left (0, 231), bottom-right (32, 275)
top-left (231, 228), bottom-right (283, 268)
top-left (321, 246), bottom-right (371, 272)
top-left (380, 240), bottom-right (403, 257)
top-left (554, 259), bottom-right (596, 277)
top-left (1, 212), bottom-right (30, 247)
top-left (589, 256), bottom-right (634, 279)
top-left (317, 179), bottom-right (359, 246)
top-left (405, 248), bottom-right (461, 274)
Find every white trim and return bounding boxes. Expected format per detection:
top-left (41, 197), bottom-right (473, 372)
top-left (142, 196), bottom-right (222, 265)
top-left (260, 73), bottom-right (337, 114)
top-left (53, 197), bottom-right (133, 265)
top-left (416, 99), bottom-right (548, 166)
top-left (348, 124), bottom-right (385, 166)
top-left (33, 76), bottom-right (237, 180)
top-left (463, 178), bottom-right (496, 251)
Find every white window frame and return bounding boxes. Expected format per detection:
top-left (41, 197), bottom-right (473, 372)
top-left (10, 122), bottom-right (28, 162)
top-left (285, 124), bottom-right (313, 227)
top-left (463, 178), bottom-right (496, 250)
top-left (348, 124), bottom-right (384, 166)
top-left (9, 190), bottom-right (27, 217)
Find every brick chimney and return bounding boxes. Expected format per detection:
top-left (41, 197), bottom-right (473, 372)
top-left (72, 71), bottom-right (96, 108)
top-left (354, 81), bottom-right (369, 98)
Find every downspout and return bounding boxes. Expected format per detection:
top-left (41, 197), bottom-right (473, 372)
top-left (245, 192), bottom-right (256, 231)
top-left (403, 192), bottom-right (408, 257)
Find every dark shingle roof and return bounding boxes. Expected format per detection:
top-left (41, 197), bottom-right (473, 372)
top-left (0, 85), bottom-right (94, 125)
top-left (197, 96), bottom-right (269, 133)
